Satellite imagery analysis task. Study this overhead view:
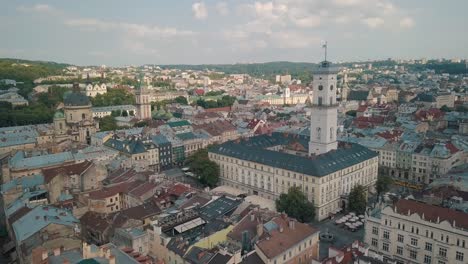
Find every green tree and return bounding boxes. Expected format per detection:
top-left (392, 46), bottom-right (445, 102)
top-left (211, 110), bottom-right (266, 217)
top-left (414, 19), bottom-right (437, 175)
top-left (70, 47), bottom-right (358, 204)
top-left (99, 116), bottom-right (118, 131)
top-left (376, 175), bottom-right (393, 196)
top-left (346, 110), bottom-right (357, 117)
top-left (440, 105), bottom-right (451, 112)
top-left (348, 185), bottom-right (367, 214)
top-left (111, 110), bottom-right (121, 117)
top-left (188, 148), bottom-right (220, 188)
top-left (174, 96), bottom-right (188, 105)
top-left (275, 187), bottom-right (315, 222)
top-left (91, 88), bottom-right (135, 107)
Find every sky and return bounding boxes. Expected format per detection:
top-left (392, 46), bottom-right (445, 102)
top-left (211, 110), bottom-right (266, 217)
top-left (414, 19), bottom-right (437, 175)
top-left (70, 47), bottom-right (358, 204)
top-left (0, 0), bottom-right (467, 66)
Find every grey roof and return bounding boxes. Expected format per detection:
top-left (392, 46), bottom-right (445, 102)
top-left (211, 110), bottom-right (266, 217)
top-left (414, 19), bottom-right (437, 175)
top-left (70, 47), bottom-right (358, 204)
top-left (104, 138), bottom-right (147, 154)
top-left (199, 196), bottom-right (242, 221)
top-left (209, 133), bottom-right (378, 177)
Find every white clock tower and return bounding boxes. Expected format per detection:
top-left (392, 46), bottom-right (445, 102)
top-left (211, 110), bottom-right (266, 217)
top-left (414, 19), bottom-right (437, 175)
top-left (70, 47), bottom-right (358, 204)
top-left (309, 58), bottom-right (339, 156)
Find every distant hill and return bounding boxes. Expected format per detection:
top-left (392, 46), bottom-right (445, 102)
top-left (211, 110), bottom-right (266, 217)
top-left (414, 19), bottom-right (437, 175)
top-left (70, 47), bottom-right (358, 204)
top-left (0, 58), bottom-right (69, 83)
top-left (0, 58), bottom-right (70, 96)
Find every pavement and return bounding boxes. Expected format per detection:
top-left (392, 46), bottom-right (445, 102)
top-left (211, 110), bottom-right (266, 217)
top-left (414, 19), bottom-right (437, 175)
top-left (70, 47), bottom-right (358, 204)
top-left (311, 213), bottom-right (366, 261)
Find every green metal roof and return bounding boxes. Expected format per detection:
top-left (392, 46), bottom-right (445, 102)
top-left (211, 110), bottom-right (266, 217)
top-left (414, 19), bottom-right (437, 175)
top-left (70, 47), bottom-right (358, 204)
top-left (209, 133), bottom-right (378, 177)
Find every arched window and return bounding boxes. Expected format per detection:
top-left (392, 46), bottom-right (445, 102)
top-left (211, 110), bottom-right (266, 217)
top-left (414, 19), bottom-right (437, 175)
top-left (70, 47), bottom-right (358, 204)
top-left (82, 113), bottom-right (86, 120)
top-left (330, 85), bottom-right (334, 90)
top-left (317, 127), bottom-right (321, 140)
top-left (59, 123), bottom-right (63, 130)
top-left (318, 85), bottom-right (323, 91)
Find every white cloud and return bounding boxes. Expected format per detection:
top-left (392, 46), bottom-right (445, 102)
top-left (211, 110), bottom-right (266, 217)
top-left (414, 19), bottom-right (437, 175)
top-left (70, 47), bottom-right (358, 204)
top-left (65, 18), bottom-right (195, 39)
top-left (362, 17), bottom-right (384, 28)
top-left (271, 31), bottom-right (320, 49)
top-left (400, 17), bottom-right (414, 29)
top-left (216, 2), bottom-right (229, 16)
top-left (192, 2), bottom-right (208, 20)
top-left (17, 4), bottom-right (56, 14)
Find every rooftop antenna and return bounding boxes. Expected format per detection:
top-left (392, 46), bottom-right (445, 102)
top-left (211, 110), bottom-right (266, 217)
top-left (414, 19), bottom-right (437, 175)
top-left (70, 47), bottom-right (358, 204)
top-left (322, 41), bottom-right (328, 62)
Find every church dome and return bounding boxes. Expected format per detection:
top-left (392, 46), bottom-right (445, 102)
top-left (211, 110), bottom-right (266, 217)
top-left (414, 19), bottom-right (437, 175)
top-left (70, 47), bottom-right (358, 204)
top-left (64, 91), bottom-right (90, 106)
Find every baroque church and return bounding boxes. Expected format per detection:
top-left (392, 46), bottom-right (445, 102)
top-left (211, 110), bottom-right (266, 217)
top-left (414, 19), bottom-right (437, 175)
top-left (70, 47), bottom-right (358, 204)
top-left (53, 83), bottom-right (99, 144)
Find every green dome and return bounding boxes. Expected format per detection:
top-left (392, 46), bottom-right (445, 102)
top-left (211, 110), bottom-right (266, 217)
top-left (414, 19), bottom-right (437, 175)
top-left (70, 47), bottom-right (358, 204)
top-left (54, 110), bottom-right (65, 119)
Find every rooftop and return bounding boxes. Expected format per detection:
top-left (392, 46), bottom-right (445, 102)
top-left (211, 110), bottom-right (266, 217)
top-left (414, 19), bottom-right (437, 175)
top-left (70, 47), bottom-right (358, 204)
top-left (393, 199), bottom-right (468, 230)
top-left (12, 205), bottom-right (78, 242)
top-left (210, 133), bottom-right (378, 177)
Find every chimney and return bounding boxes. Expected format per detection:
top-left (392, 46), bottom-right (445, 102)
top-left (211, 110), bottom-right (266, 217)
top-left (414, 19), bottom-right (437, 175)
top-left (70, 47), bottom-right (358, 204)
top-left (108, 255), bottom-right (116, 264)
top-left (279, 225), bottom-right (283, 233)
top-left (289, 219), bottom-right (295, 230)
top-left (53, 248), bottom-right (61, 256)
top-left (256, 223), bottom-right (264, 237)
top-left (42, 250), bottom-right (48, 261)
top-left (250, 213), bottom-right (255, 221)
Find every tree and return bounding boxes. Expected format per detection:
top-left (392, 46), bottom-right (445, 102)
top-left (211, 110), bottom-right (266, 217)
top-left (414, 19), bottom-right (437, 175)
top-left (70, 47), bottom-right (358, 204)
top-left (440, 105), bottom-right (451, 112)
top-left (174, 96), bottom-right (188, 105)
top-left (188, 148), bottom-right (220, 188)
top-left (99, 116), bottom-right (119, 131)
top-left (111, 110), bottom-right (121, 117)
top-left (376, 175), bottom-right (393, 196)
top-left (348, 185), bottom-right (367, 214)
top-left (276, 187), bottom-right (315, 222)
top-left (129, 110), bottom-right (135, 116)
top-left (91, 88), bottom-right (135, 107)
top-left (346, 110), bottom-right (357, 117)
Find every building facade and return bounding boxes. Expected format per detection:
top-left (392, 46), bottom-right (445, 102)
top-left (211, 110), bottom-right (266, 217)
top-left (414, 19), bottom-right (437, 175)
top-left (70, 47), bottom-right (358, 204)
top-left (365, 199), bottom-right (468, 264)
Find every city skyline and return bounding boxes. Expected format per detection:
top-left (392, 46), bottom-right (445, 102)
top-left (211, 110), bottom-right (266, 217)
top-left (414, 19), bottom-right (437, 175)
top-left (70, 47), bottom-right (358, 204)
top-left (1, 0), bottom-right (468, 66)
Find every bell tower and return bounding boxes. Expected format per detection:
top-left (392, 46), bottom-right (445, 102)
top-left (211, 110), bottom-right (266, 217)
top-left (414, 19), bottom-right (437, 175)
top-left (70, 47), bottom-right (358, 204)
top-left (309, 43), bottom-right (339, 156)
top-left (135, 74), bottom-right (152, 120)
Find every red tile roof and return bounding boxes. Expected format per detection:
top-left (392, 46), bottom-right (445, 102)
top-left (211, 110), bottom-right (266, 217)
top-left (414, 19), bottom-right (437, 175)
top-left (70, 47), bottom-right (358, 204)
top-left (256, 215), bottom-right (318, 259)
top-left (394, 199), bottom-right (468, 229)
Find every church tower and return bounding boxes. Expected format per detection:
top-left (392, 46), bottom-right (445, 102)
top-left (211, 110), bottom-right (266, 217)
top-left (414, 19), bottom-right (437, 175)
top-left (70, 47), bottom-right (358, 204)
top-left (135, 74), bottom-right (152, 120)
top-left (309, 58), bottom-right (339, 156)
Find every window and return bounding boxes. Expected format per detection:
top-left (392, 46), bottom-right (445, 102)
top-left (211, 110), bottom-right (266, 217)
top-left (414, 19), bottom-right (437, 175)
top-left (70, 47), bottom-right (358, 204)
top-left (372, 227), bottom-right (379, 235)
top-left (383, 230), bottom-right (390, 239)
top-left (330, 85), bottom-right (334, 90)
top-left (411, 238), bottom-right (418, 246)
top-left (425, 242), bottom-right (432, 252)
top-left (424, 255), bottom-right (431, 264)
top-left (382, 243), bottom-right (389, 252)
top-left (456, 252), bottom-right (464, 261)
top-left (318, 85), bottom-right (323, 91)
top-left (439, 248), bottom-right (447, 258)
top-left (409, 250), bottom-right (417, 260)
top-left (396, 246), bottom-right (403, 255)
top-left (397, 234), bottom-right (404, 243)
top-left (371, 238), bottom-right (378, 247)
